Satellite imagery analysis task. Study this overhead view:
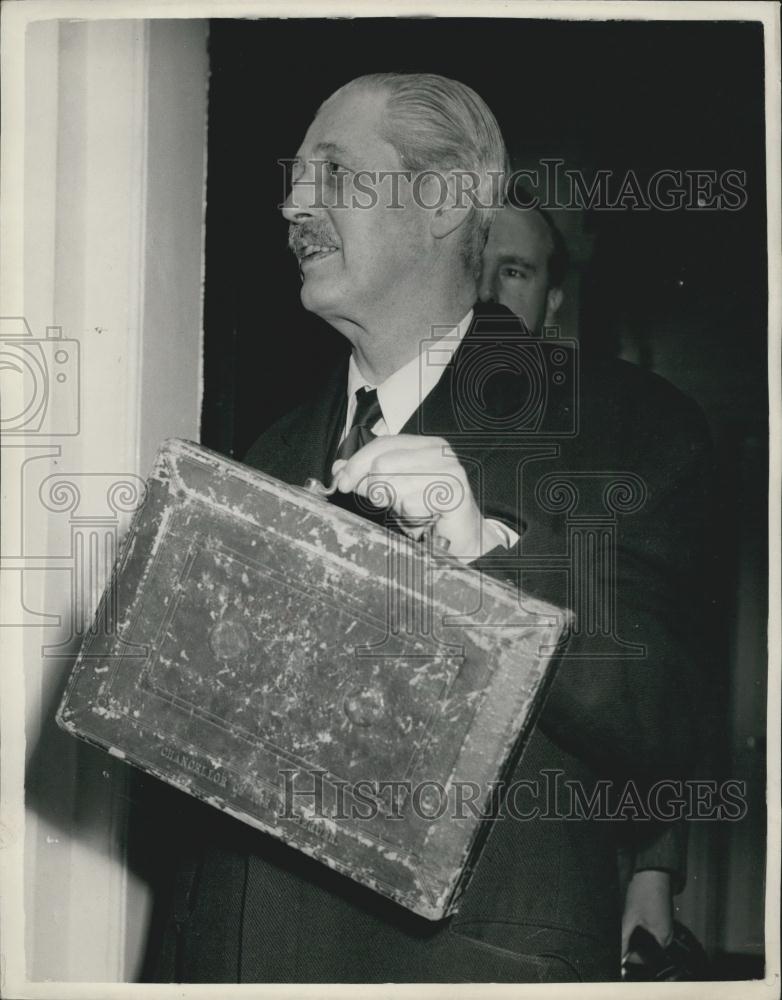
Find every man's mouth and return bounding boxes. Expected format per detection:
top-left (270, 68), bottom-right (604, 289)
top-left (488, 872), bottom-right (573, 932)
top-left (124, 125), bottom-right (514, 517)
top-left (298, 244), bottom-right (339, 265)
top-left (289, 225), bottom-right (341, 268)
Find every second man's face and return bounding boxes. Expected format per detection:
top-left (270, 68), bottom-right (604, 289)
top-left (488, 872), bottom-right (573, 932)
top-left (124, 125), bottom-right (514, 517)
top-left (282, 87), bottom-right (432, 332)
top-left (478, 206), bottom-right (560, 333)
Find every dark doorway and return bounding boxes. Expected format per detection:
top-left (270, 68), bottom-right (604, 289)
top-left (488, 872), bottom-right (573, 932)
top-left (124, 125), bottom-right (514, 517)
top-left (198, 16), bottom-right (767, 976)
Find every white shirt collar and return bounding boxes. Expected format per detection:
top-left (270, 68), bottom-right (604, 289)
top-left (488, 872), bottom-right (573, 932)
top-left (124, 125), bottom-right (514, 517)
top-left (344, 308), bottom-right (474, 436)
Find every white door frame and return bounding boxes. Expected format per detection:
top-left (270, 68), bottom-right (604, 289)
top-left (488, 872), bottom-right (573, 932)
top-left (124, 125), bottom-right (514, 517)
top-left (1, 15), bottom-right (209, 986)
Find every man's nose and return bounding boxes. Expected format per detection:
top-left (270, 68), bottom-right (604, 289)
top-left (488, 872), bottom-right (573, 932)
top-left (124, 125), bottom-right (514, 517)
top-left (477, 267), bottom-right (496, 303)
top-left (281, 189), bottom-right (313, 224)
top-left (281, 163), bottom-right (322, 223)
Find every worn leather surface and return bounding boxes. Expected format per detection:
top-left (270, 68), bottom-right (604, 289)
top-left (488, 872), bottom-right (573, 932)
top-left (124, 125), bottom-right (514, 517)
top-left (57, 437), bottom-right (568, 919)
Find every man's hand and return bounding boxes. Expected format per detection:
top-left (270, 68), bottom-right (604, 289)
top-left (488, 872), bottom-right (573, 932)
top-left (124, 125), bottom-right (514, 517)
top-left (331, 434), bottom-right (487, 561)
top-left (622, 870), bottom-right (674, 961)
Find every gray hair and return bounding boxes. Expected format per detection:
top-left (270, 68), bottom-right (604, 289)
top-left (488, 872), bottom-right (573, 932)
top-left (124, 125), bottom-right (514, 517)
top-left (327, 72), bottom-right (508, 277)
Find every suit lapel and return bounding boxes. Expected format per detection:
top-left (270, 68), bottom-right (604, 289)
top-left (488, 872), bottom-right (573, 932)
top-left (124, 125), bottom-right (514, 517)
top-left (398, 302), bottom-right (537, 531)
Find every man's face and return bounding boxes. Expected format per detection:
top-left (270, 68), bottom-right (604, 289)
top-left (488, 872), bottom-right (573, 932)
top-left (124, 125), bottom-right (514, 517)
top-left (478, 206), bottom-right (562, 333)
top-left (283, 87), bottom-right (430, 329)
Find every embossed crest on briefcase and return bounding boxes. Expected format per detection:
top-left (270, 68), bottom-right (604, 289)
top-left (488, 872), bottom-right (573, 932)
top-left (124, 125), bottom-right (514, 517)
top-left (57, 439), bottom-right (570, 919)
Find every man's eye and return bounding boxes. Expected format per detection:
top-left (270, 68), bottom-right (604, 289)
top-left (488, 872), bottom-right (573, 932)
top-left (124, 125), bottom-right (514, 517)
top-left (326, 161), bottom-right (348, 177)
top-left (501, 267), bottom-right (526, 280)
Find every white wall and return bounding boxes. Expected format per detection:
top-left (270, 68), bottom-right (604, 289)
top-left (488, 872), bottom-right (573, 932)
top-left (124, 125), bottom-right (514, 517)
top-left (1, 17), bottom-right (208, 984)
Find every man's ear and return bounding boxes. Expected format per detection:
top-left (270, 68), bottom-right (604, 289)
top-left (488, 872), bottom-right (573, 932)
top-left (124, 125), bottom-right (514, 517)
top-left (429, 172), bottom-right (472, 241)
top-left (544, 286), bottom-right (564, 326)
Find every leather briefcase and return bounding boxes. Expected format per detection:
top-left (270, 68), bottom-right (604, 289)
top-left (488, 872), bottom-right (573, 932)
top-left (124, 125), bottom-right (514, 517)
top-left (57, 438), bottom-right (570, 919)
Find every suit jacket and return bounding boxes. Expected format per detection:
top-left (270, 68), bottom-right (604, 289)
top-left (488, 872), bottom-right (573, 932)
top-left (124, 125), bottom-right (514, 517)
top-left (150, 302), bottom-right (711, 983)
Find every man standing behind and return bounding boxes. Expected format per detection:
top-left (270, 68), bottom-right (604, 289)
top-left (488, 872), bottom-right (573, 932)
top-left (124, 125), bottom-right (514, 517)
top-left (152, 73), bottom-right (710, 984)
top-left (478, 195), bottom-right (692, 973)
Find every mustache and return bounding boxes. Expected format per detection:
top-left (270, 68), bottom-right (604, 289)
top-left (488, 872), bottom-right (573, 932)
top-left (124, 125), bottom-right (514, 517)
top-left (288, 223), bottom-right (340, 259)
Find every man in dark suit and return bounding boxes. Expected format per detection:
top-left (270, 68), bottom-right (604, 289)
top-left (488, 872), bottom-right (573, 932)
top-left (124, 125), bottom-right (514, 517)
top-left (478, 194), bottom-right (693, 973)
top-left (153, 71), bottom-right (711, 983)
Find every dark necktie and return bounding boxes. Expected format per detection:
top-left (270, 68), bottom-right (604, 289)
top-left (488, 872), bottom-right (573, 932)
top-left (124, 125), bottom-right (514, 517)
top-left (335, 387), bottom-right (382, 463)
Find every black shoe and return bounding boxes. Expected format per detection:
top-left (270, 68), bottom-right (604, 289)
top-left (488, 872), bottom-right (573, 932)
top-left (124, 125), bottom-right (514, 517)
top-left (622, 922), bottom-right (711, 981)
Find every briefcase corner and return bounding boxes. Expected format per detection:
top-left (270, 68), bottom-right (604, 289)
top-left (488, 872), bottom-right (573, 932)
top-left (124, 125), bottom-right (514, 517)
top-left (150, 436), bottom-right (200, 485)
